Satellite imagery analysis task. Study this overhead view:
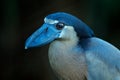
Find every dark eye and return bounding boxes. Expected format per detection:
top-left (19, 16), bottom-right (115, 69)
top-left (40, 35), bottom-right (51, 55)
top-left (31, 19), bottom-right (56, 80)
top-left (56, 22), bottom-right (65, 30)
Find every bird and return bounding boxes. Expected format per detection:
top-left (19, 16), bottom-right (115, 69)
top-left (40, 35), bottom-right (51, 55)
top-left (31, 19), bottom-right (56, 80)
top-left (25, 12), bottom-right (120, 80)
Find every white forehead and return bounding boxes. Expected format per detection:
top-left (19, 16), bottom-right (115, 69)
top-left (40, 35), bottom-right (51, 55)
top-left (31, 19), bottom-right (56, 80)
top-left (44, 18), bottom-right (59, 24)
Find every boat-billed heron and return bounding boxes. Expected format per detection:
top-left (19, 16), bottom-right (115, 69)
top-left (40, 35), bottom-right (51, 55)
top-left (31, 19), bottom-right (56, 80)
top-left (25, 12), bottom-right (120, 80)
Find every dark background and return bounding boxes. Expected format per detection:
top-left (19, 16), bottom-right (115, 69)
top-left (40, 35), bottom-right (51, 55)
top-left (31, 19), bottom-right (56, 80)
top-left (1, 0), bottom-right (120, 80)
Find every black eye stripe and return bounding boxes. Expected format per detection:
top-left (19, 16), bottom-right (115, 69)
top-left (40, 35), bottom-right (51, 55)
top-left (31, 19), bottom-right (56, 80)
top-left (56, 22), bottom-right (65, 30)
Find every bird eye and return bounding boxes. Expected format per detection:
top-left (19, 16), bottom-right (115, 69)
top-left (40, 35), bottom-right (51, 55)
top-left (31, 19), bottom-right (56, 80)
top-left (56, 22), bottom-right (65, 30)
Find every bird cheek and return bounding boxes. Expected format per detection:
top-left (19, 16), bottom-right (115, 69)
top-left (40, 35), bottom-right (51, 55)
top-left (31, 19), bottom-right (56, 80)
top-left (59, 29), bottom-right (70, 40)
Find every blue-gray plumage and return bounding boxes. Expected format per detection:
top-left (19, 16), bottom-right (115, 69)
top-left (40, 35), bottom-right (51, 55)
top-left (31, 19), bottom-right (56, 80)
top-left (25, 12), bottom-right (120, 80)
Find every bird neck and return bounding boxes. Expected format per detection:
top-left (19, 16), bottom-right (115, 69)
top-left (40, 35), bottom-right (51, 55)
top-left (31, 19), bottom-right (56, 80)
top-left (48, 31), bottom-right (84, 64)
top-left (48, 37), bottom-right (87, 79)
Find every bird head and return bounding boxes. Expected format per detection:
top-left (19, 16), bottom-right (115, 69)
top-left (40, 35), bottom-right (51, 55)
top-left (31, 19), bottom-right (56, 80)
top-left (25, 12), bottom-right (94, 49)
